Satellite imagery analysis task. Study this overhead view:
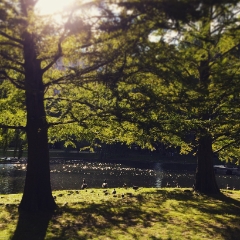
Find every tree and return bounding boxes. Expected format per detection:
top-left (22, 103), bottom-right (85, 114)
top-left (0, 0), bottom-right (135, 212)
top-left (110, 0), bottom-right (240, 194)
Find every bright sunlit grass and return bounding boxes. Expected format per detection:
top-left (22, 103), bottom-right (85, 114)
top-left (1, 188), bottom-right (240, 239)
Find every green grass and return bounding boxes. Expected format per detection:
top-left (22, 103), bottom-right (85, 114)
top-left (1, 188), bottom-right (240, 239)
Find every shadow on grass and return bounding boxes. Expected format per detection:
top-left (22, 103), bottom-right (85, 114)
top-left (157, 189), bottom-right (240, 240)
top-left (11, 211), bottom-right (52, 240)
top-left (4, 189), bottom-right (240, 239)
top-left (55, 189), bottom-right (240, 239)
top-left (46, 193), bottom-right (170, 239)
top-left (44, 190), bottom-right (240, 239)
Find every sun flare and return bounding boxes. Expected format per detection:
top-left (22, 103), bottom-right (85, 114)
top-left (35, 0), bottom-right (76, 15)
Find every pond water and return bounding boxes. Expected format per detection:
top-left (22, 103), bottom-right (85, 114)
top-left (0, 160), bottom-right (239, 194)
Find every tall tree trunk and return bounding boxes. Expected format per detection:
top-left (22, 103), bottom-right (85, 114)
top-left (194, 134), bottom-right (219, 194)
top-left (18, 32), bottom-right (56, 212)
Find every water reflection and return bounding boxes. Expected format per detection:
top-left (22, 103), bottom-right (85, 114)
top-left (0, 164), bottom-right (26, 194)
top-left (0, 161), bottom-right (239, 194)
top-left (153, 162), bottom-right (164, 188)
top-left (50, 162), bottom-right (158, 190)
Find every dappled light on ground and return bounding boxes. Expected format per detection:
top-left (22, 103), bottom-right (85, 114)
top-left (1, 188), bottom-right (240, 239)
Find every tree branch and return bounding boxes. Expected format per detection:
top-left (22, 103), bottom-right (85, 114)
top-left (0, 124), bottom-right (25, 130)
top-left (41, 6), bottom-right (77, 74)
top-left (0, 41), bottom-right (23, 49)
top-left (213, 141), bottom-right (236, 154)
top-left (44, 57), bottom-right (114, 88)
top-left (41, 42), bottom-right (62, 74)
top-left (0, 31), bottom-right (23, 45)
top-left (48, 120), bottom-right (78, 127)
top-left (0, 70), bottom-right (25, 89)
top-left (1, 65), bottom-right (25, 75)
top-left (0, 51), bottom-right (24, 66)
top-left (209, 43), bottom-right (240, 67)
top-left (45, 96), bottom-right (104, 111)
top-left (44, 73), bottom-right (75, 88)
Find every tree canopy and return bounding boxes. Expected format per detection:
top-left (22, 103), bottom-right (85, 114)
top-left (1, 0), bottom-right (240, 211)
top-left (104, 0), bottom-right (240, 193)
top-left (0, 0), bottom-right (138, 211)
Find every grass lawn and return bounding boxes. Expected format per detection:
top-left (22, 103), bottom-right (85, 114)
top-left (1, 188), bottom-right (240, 240)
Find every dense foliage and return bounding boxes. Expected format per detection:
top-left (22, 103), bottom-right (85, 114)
top-left (1, 0), bottom-right (240, 210)
top-left (98, 1), bottom-right (240, 193)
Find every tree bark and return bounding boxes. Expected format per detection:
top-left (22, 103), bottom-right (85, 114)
top-left (194, 134), bottom-right (220, 194)
top-left (18, 32), bottom-right (57, 212)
